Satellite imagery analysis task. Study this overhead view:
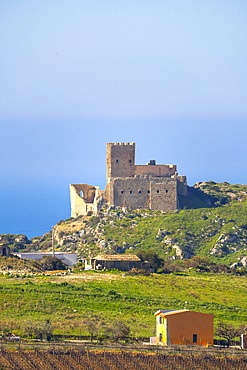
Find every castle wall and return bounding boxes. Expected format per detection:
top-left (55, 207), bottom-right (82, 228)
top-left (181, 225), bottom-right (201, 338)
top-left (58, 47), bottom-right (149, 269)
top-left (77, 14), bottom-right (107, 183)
top-left (110, 177), bottom-right (178, 211)
top-left (177, 176), bottom-right (188, 196)
top-left (70, 184), bottom-right (101, 217)
top-left (135, 164), bottom-right (177, 177)
top-left (70, 185), bottom-right (87, 217)
top-left (110, 177), bottom-right (151, 209)
top-left (150, 178), bottom-right (178, 210)
top-left (70, 142), bottom-right (187, 217)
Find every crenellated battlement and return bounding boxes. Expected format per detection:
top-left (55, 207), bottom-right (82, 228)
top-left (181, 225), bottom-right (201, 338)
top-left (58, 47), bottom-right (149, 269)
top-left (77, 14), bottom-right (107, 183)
top-left (107, 142), bottom-right (135, 146)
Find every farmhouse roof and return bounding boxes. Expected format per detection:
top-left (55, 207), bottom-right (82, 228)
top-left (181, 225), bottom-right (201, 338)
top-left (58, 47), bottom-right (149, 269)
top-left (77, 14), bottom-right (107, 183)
top-left (155, 309), bottom-right (213, 317)
top-left (155, 309), bottom-right (188, 317)
top-left (93, 254), bottom-right (141, 262)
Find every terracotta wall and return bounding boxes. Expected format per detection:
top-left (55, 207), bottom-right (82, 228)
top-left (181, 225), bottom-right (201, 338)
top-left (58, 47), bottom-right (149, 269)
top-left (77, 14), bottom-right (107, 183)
top-left (167, 311), bottom-right (214, 346)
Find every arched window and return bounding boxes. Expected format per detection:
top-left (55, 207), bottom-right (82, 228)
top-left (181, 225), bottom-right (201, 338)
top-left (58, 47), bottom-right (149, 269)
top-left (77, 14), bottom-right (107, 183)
top-left (80, 190), bottom-right (84, 198)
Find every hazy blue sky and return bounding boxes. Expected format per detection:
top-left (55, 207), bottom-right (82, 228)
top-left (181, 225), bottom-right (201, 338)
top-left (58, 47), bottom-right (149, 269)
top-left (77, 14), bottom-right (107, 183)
top-left (0, 1), bottom-right (247, 237)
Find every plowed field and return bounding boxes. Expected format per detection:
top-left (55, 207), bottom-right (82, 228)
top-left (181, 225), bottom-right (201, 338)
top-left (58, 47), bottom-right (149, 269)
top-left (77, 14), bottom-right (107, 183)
top-left (0, 349), bottom-right (247, 370)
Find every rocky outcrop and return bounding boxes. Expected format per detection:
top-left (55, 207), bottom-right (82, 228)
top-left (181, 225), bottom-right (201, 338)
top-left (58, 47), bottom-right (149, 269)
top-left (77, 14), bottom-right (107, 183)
top-left (211, 227), bottom-right (247, 257)
top-left (0, 234), bottom-right (30, 252)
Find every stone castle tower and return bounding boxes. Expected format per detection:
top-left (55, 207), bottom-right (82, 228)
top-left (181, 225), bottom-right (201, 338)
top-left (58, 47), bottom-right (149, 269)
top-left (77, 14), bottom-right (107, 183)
top-left (106, 142), bottom-right (135, 179)
top-left (70, 142), bottom-right (187, 217)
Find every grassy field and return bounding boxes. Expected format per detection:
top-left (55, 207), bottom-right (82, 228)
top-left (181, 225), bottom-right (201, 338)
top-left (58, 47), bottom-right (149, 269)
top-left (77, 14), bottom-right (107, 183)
top-left (0, 270), bottom-right (246, 339)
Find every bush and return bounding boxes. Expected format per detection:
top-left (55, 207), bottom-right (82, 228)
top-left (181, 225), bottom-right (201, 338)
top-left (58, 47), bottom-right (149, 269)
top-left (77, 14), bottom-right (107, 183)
top-left (106, 320), bottom-right (130, 343)
top-left (136, 249), bottom-right (163, 272)
top-left (23, 320), bottom-right (53, 341)
top-left (38, 256), bottom-right (67, 271)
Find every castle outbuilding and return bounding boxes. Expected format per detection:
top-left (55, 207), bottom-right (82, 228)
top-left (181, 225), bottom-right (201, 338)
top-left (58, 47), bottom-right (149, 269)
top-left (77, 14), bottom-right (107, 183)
top-left (70, 142), bottom-right (187, 217)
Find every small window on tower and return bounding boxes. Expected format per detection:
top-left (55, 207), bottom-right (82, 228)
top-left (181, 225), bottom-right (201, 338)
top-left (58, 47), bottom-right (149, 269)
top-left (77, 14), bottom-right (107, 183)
top-left (116, 159), bottom-right (119, 163)
top-left (157, 190), bottom-right (160, 194)
top-left (129, 159), bottom-right (132, 163)
top-left (130, 190), bottom-right (132, 194)
top-left (121, 190), bottom-right (124, 194)
top-left (138, 190), bottom-right (142, 194)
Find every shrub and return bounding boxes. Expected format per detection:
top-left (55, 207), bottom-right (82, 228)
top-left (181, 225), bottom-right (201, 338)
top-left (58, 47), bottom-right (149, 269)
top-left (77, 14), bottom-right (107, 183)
top-left (38, 256), bottom-right (67, 271)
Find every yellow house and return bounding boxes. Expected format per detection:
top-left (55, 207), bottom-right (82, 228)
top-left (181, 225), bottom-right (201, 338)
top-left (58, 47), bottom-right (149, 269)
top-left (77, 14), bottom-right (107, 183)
top-left (153, 309), bottom-right (213, 346)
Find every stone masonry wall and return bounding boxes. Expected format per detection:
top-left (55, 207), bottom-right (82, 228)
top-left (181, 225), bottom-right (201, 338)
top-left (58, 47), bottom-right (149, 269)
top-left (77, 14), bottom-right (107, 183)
top-left (70, 184), bottom-right (103, 217)
top-left (149, 178), bottom-right (178, 210)
top-left (177, 176), bottom-right (188, 197)
top-left (135, 164), bottom-right (177, 177)
top-left (111, 177), bottom-right (177, 211)
top-left (70, 185), bottom-right (87, 217)
top-left (70, 142), bottom-right (187, 217)
top-left (106, 142), bottom-right (135, 180)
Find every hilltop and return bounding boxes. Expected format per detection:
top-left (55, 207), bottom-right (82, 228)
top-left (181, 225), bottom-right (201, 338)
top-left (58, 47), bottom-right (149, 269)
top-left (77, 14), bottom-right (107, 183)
top-left (1, 182), bottom-right (247, 339)
top-left (1, 182), bottom-right (247, 273)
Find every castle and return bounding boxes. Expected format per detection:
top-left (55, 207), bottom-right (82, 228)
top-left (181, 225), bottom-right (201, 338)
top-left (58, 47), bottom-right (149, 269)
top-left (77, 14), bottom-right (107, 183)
top-left (70, 142), bottom-right (187, 217)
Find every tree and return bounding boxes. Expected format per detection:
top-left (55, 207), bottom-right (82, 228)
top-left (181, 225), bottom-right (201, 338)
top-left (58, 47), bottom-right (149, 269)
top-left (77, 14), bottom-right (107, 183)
top-left (107, 320), bottom-right (130, 342)
top-left (41, 320), bottom-right (53, 342)
top-left (216, 322), bottom-right (240, 347)
top-left (136, 249), bottom-right (163, 272)
top-left (23, 320), bottom-right (53, 341)
top-left (83, 317), bottom-right (103, 342)
top-left (23, 320), bottom-right (35, 338)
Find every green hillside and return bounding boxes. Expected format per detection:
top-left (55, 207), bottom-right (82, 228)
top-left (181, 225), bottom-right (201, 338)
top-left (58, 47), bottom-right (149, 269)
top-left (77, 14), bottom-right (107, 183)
top-left (0, 271), bottom-right (246, 339)
top-left (1, 182), bottom-right (247, 341)
top-left (47, 182), bottom-right (247, 270)
top-left (1, 182), bottom-right (247, 271)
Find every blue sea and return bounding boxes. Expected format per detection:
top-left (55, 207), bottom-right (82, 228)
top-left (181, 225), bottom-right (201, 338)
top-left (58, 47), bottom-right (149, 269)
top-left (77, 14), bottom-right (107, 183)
top-left (0, 181), bottom-right (70, 239)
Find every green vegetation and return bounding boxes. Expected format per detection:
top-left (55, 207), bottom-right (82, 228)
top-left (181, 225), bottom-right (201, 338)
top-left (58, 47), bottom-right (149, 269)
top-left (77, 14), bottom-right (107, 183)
top-left (1, 182), bottom-right (247, 343)
top-left (0, 271), bottom-right (246, 339)
top-left (2, 182), bottom-right (247, 269)
top-left (215, 322), bottom-right (242, 347)
top-left (99, 199), bottom-right (247, 266)
top-left (49, 182), bottom-right (247, 269)
top-left (0, 256), bottom-right (67, 273)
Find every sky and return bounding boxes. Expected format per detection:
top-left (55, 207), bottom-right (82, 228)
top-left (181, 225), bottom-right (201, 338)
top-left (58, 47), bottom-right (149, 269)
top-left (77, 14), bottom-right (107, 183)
top-left (0, 1), bottom-right (247, 238)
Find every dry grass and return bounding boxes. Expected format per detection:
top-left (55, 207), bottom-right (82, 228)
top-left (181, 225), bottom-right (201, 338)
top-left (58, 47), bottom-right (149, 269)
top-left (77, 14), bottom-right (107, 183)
top-left (55, 217), bottom-right (89, 235)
